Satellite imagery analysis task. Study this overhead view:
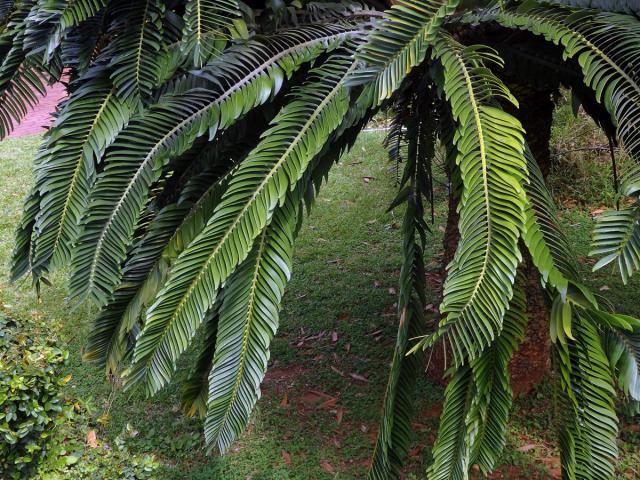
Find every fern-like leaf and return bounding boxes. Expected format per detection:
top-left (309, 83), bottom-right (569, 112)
top-left (350, 0), bottom-right (459, 102)
top-left (429, 33), bottom-right (527, 365)
top-left (69, 24), bottom-right (356, 307)
top-left (181, 0), bottom-right (239, 67)
top-left (125, 54), bottom-right (356, 395)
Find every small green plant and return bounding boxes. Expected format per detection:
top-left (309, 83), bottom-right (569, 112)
top-left (0, 313), bottom-right (72, 479)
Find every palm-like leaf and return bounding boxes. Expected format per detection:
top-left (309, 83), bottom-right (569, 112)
top-left (369, 98), bottom-right (432, 479)
top-left (523, 146), bottom-right (579, 297)
top-left (556, 308), bottom-right (619, 479)
top-left (591, 165), bottom-right (640, 283)
top-left (495, 4), bottom-right (640, 163)
top-left (603, 326), bottom-right (640, 401)
top-left (204, 196), bottom-right (297, 453)
top-left (351, 0), bottom-right (459, 102)
top-left (108, 0), bottom-right (165, 103)
top-left (427, 285), bottom-right (526, 480)
top-left (83, 160), bottom-right (235, 372)
top-left (21, 77), bottom-right (132, 278)
top-left (69, 24), bottom-right (357, 307)
top-left (181, 0), bottom-right (239, 67)
top-left (125, 54), bottom-right (357, 395)
top-left (428, 33), bottom-right (527, 365)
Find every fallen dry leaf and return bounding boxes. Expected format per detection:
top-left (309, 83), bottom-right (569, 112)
top-left (281, 450), bottom-right (292, 466)
top-left (516, 443), bottom-right (539, 452)
top-left (279, 392), bottom-right (289, 408)
top-left (349, 373), bottom-right (369, 382)
top-left (331, 331), bottom-right (338, 342)
top-left (336, 407), bottom-right (344, 424)
top-left (86, 429), bottom-right (98, 448)
top-left (320, 459), bottom-right (335, 474)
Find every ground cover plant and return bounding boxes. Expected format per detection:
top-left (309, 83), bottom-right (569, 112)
top-left (0, 0), bottom-right (640, 478)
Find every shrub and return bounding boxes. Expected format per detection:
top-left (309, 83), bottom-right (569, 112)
top-left (0, 313), bottom-right (72, 479)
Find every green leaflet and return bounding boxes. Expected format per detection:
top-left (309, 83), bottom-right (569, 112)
top-left (181, 0), bottom-right (239, 67)
top-left (69, 24), bottom-right (356, 308)
top-left (125, 54), bottom-right (356, 395)
top-left (431, 33), bottom-right (527, 365)
top-left (350, 0), bottom-right (459, 103)
top-left (204, 197), bottom-right (297, 453)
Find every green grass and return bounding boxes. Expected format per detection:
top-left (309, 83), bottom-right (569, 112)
top-left (0, 124), bottom-right (638, 479)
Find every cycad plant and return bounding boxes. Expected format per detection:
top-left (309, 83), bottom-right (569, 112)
top-left (2, 0), bottom-right (640, 477)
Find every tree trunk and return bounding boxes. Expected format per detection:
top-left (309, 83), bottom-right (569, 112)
top-left (427, 86), bottom-right (556, 397)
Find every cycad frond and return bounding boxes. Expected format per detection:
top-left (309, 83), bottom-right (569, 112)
top-left (603, 326), bottom-right (640, 401)
top-left (544, 0), bottom-right (640, 15)
top-left (108, 0), bottom-right (165, 103)
top-left (523, 146), bottom-right (579, 297)
top-left (181, 0), bottom-right (239, 67)
top-left (69, 24), bottom-right (356, 308)
top-left (181, 305), bottom-right (220, 418)
top-left (22, 77), bottom-right (131, 278)
top-left (369, 97), bottom-right (433, 480)
top-left (556, 308), bottom-right (618, 479)
top-left (496, 4), bottom-right (640, 163)
top-left (591, 165), bottom-right (640, 283)
top-left (351, 0), bottom-right (459, 102)
top-left (83, 160), bottom-right (234, 372)
top-left (427, 285), bottom-right (526, 480)
top-left (429, 33), bottom-right (527, 365)
top-left (204, 197), bottom-right (297, 454)
top-left (591, 207), bottom-right (640, 284)
top-left (125, 54), bottom-right (356, 395)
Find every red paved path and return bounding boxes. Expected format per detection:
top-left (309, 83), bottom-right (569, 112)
top-left (7, 81), bottom-right (67, 138)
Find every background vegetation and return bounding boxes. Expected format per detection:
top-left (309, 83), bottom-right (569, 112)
top-left (0, 109), bottom-right (638, 479)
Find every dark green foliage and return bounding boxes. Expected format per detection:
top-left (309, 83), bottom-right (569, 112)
top-left (2, 0), bottom-right (640, 478)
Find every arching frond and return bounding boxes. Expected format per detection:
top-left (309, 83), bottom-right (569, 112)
top-left (204, 197), bottom-right (297, 454)
top-left (23, 0), bottom-right (107, 61)
top-left (108, 0), bottom-right (165, 103)
top-left (21, 77), bottom-right (132, 279)
top-left (69, 24), bottom-right (357, 308)
top-left (556, 308), bottom-right (619, 479)
top-left (181, 304), bottom-right (220, 418)
top-left (369, 98), bottom-right (433, 479)
top-left (427, 33), bottom-right (527, 365)
top-left (544, 0), bottom-right (640, 15)
top-left (181, 0), bottom-right (239, 67)
top-left (427, 285), bottom-right (526, 480)
top-left (495, 4), bottom-right (640, 163)
top-left (522, 146), bottom-right (579, 297)
top-left (591, 165), bottom-right (640, 283)
top-left (603, 326), bottom-right (640, 402)
top-left (83, 158), bottom-right (235, 372)
top-left (350, 0), bottom-right (459, 102)
top-left (125, 54), bottom-right (356, 395)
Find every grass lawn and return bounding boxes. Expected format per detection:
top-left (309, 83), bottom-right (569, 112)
top-left (0, 124), bottom-right (638, 478)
